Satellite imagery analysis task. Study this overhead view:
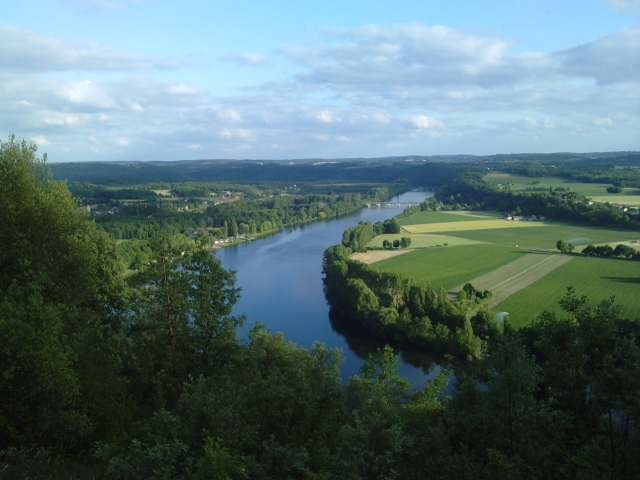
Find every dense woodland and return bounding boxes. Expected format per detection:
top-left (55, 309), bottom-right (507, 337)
top-left (71, 180), bottom-right (397, 239)
top-left (323, 242), bottom-right (491, 360)
top-left (3, 138), bottom-right (640, 479)
top-left (51, 157), bottom-right (460, 186)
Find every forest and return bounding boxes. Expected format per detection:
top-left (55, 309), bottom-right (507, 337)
top-left (2, 138), bottom-right (640, 479)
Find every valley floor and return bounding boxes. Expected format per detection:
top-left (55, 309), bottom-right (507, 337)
top-left (359, 210), bottom-right (640, 327)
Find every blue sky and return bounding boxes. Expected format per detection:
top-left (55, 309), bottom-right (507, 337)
top-left (2, 0), bottom-right (639, 161)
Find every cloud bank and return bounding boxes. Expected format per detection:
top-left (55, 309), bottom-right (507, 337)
top-left (1, 23), bottom-right (638, 160)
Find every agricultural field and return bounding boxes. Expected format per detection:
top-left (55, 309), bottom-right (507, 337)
top-left (367, 209), bottom-right (640, 327)
top-left (445, 223), bottom-right (640, 250)
top-left (402, 219), bottom-right (549, 234)
top-left (452, 253), bottom-right (574, 308)
top-left (367, 233), bottom-right (483, 249)
top-left (590, 195), bottom-right (640, 206)
top-left (483, 172), bottom-right (640, 205)
top-left (371, 244), bottom-right (524, 290)
top-left (350, 249), bottom-right (412, 264)
top-left (398, 210), bottom-right (499, 225)
top-left (497, 256), bottom-right (640, 327)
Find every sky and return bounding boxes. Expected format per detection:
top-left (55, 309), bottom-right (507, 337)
top-left (1, 0), bottom-right (639, 162)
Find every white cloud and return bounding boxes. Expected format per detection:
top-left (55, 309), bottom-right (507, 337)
top-left (226, 52), bottom-right (270, 66)
top-left (410, 114), bottom-right (443, 130)
top-left (57, 80), bottom-right (115, 109)
top-left (217, 108), bottom-right (242, 122)
top-left (219, 128), bottom-right (254, 140)
top-left (594, 117), bottom-right (614, 126)
top-left (31, 135), bottom-right (49, 146)
top-left (0, 25), bottom-right (175, 73)
top-left (371, 112), bottom-right (392, 124)
top-left (167, 83), bottom-right (200, 96)
top-left (130, 102), bottom-right (145, 112)
top-left (554, 29), bottom-right (640, 83)
top-left (2, 21), bottom-right (637, 161)
top-left (42, 113), bottom-right (84, 127)
top-left (315, 110), bottom-right (334, 124)
top-left (286, 24), bottom-right (640, 95)
top-left (286, 24), bottom-right (527, 89)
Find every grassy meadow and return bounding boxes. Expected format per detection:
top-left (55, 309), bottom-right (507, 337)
top-left (402, 219), bottom-right (550, 234)
top-left (497, 256), bottom-right (640, 327)
top-left (398, 210), bottom-right (499, 225)
top-left (363, 209), bottom-right (640, 327)
top-left (590, 195), bottom-right (640, 206)
top-left (443, 223), bottom-right (640, 250)
top-left (371, 244), bottom-right (524, 290)
top-left (483, 172), bottom-right (640, 205)
top-left (367, 233), bottom-right (483, 249)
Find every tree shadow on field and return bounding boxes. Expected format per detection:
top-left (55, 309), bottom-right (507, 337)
top-left (601, 276), bottom-right (640, 284)
top-left (513, 248), bottom-right (557, 255)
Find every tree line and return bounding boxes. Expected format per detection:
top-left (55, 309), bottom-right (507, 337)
top-left (436, 174), bottom-right (640, 229)
top-left (341, 219), bottom-right (402, 252)
top-left (323, 244), bottom-right (491, 360)
top-left (582, 243), bottom-right (640, 260)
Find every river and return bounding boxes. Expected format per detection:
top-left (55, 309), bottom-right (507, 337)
top-left (216, 190), bottom-right (440, 388)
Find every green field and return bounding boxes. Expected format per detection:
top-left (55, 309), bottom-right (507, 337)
top-left (443, 223), bottom-right (640, 250)
top-left (372, 244), bottom-right (523, 290)
top-left (372, 212), bottom-right (640, 326)
top-left (590, 195), bottom-right (640, 206)
top-left (366, 233), bottom-right (483, 249)
top-left (484, 172), bottom-right (640, 205)
top-left (398, 210), bottom-right (498, 225)
top-left (497, 256), bottom-right (640, 327)
top-left (403, 219), bottom-right (549, 234)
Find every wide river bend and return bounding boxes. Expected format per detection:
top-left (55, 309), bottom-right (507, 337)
top-left (217, 190), bottom-right (439, 387)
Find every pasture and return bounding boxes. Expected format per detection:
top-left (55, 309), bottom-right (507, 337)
top-left (590, 195), bottom-right (640, 206)
top-left (371, 244), bottom-right (523, 290)
top-left (351, 249), bottom-right (411, 264)
top-left (445, 223), bottom-right (640, 250)
top-left (483, 172), bottom-right (640, 205)
top-left (402, 219), bottom-right (549, 234)
top-left (369, 211), bottom-right (640, 327)
top-left (452, 253), bottom-right (574, 308)
top-left (367, 233), bottom-right (483, 249)
top-left (497, 256), bottom-right (640, 327)
top-left (398, 210), bottom-right (498, 226)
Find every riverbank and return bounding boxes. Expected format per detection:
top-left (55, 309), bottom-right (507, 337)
top-left (215, 190), bottom-right (437, 386)
top-left (207, 196), bottom-right (411, 252)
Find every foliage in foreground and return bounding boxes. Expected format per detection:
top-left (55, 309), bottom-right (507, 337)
top-left (2, 137), bottom-right (640, 479)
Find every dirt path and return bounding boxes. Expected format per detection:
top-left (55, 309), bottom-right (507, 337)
top-left (452, 253), bottom-right (574, 308)
top-left (351, 249), bottom-right (412, 264)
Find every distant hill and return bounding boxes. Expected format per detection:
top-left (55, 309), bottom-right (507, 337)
top-left (50, 152), bottom-right (640, 185)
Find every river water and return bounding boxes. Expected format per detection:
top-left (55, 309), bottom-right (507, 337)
top-left (216, 190), bottom-right (439, 387)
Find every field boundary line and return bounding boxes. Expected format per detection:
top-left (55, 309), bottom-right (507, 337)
top-left (485, 254), bottom-right (556, 291)
top-left (451, 253), bottom-right (574, 308)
